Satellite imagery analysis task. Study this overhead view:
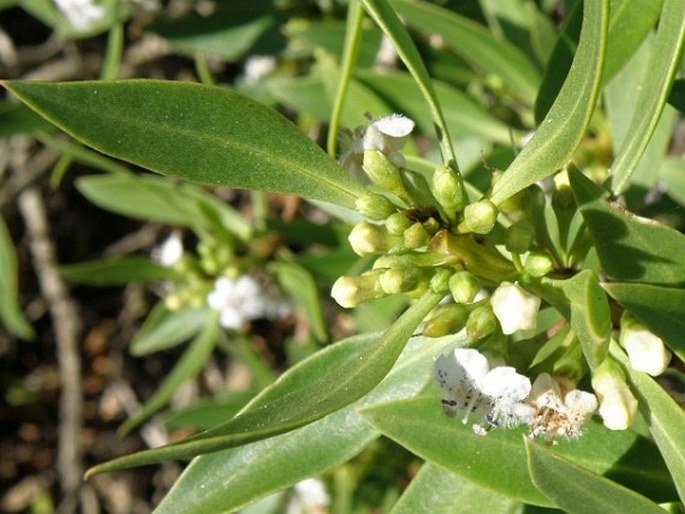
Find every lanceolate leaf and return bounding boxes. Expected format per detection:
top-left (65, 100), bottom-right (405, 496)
top-left (569, 167), bottom-right (685, 286)
top-left (85, 291), bottom-right (441, 476)
top-left (610, 0), bottom-right (685, 195)
top-left (490, 0), bottom-right (608, 206)
top-left (0, 216), bottom-right (34, 340)
top-left (525, 439), bottom-right (665, 514)
top-left (58, 257), bottom-right (175, 286)
top-left (2, 80), bottom-right (364, 209)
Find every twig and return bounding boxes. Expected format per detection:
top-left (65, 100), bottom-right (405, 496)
top-left (17, 187), bottom-right (84, 512)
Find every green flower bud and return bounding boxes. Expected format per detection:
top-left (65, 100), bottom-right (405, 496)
top-left (331, 270), bottom-right (385, 308)
top-left (430, 268), bottom-right (453, 294)
top-left (362, 150), bottom-right (411, 201)
top-left (403, 222), bottom-right (431, 249)
top-left (591, 358), bottom-right (638, 430)
top-left (355, 193), bottom-right (397, 220)
top-left (423, 216), bottom-right (440, 235)
top-left (466, 304), bottom-right (497, 341)
top-left (423, 303), bottom-right (469, 337)
top-left (386, 212), bottom-right (413, 237)
top-left (505, 220), bottom-right (535, 254)
top-left (619, 312), bottom-right (672, 377)
top-left (373, 251), bottom-right (457, 270)
top-left (348, 221), bottom-right (399, 256)
top-left (458, 199), bottom-right (498, 234)
top-left (553, 170), bottom-right (574, 207)
top-left (379, 267), bottom-right (424, 295)
top-left (448, 271), bottom-right (480, 303)
top-left (432, 165), bottom-right (466, 215)
top-left (524, 252), bottom-right (554, 277)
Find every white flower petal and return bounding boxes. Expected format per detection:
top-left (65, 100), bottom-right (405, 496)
top-left (490, 282), bottom-right (540, 335)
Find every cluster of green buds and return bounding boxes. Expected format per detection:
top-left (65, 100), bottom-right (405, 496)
top-left (333, 114), bottom-right (553, 343)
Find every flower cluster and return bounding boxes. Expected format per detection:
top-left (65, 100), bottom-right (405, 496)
top-left (435, 348), bottom-right (597, 440)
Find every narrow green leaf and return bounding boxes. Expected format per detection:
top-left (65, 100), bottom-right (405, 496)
top-left (361, 0), bottom-right (458, 170)
top-left (538, 270), bottom-right (612, 369)
top-left (525, 438), bottom-right (665, 514)
top-left (389, 0), bottom-right (541, 104)
top-left (361, 394), bottom-right (677, 506)
top-left (2, 80), bottom-right (364, 209)
top-left (604, 282), bottom-right (685, 362)
top-left (269, 262), bottom-right (327, 342)
top-left (85, 291), bottom-right (442, 476)
top-left (569, 167), bottom-right (685, 286)
top-left (119, 315), bottom-right (218, 435)
top-left (610, 0), bottom-right (685, 194)
top-left (0, 216), bottom-right (34, 340)
top-left (391, 463), bottom-right (521, 514)
top-left (156, 333), bottom-right (447, 514)
top-left (611, 342), bottom-right (685, 504)
top-left (130, 303), bottom-right (212, 356)
top-left (58, 257), bottom-right (175, 286)
top-left (490, 0), bottom-right (608, 206)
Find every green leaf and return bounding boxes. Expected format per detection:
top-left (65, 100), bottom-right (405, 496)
top-left (538, 270), bottom-right (611, 369)
top-left (119, 315), bottom-right (218, 435)
top-left (525, 438), bottom-right (665, 514)
top-left (361, 0), bottom-right (458, 169)
top-left (391, 463), bottom-right (521, 514)
top-left (58, 257), bottom-right (175, 286)
top-left (603, 282), bottom-right (685, 361)
top-left (155, 333), bottom-right (447, 514)
top-left (389, 0), bottom-right (541, 104)
top-left (0, 216), bottom-right (34, 340)
top-left (490, 0), bottom-right (608, 206)
top-left (161, 391), bottom-right (256, 431)
top-left (569, 167), bottom-right (685, 286)
top-left (609, 0), bottom-right (685, 194)
top-left (0, 101), bottom-right (54, 136)
top-left (130, 303), bottom-right (213, 356)
top-left (84, 291), bottom-right (442, 476)
top-left (611, 342), bottom-right (685, 504)
top-left (2, 80), bottom-right (364, 209)
top-left (668, 78), bottom-right (685, 112)
top-left (361, 394), bottom-right (677, 506)
top-left (269, 262), bottom-right (327, 342)
top-left (77, 173), bottom-right (252, 240)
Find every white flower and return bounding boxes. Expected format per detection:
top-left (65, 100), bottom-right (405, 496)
top-left (435, 348), bottom-right (534, 431)
top-left (153, 232), bottom-right (183, 267)
top-left (54, 0), bottom-right (105, 31)
top-left (286, 478), bottom-right (330, 514)
top-left (207, 275), bottom-right (268, 329)
top-left (490, 282), bottom-right (540, 335)
top-left (620, 324), bottom-right (671, 377)
top-left (244, 55), bottom-right (276, 85)
top-left (527, 373), bottom-right (597, 441)
top-left (591, 361), bottom-right (638, 431)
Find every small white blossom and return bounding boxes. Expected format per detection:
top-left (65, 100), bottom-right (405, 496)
top-left (207, 275), bottom-right (287, 329)
top-left (490, 282), bottom-right (540, 335)
top-left (244, 55), bottom-right (276, 85)
top-left (435, 348), bottom-right (534, 432)
top-left (54, 0), bottom-right (105, 31)
top-left (153, 232), bottom-right (183, 267)
top-left (527, 373), bottom-right (597, 441)
top-left (591, 362), bottom-right (638, 431)
top-left (286, 478), bottom-right (330, 514)
top-left (620, 324), bottom-right (671, 377)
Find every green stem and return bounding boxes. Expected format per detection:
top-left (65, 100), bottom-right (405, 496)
top-left (100, 23), bottom-right (124, 80)
top-left (327, 0), bottom-right (365, 158)
top-left (195, 52), bottom-right (217, 86)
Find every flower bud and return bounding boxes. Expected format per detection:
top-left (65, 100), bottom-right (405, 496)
top-left (424, 303), bottom-right (469, 337)
top-left (432, 165), bottom-right (466, 215)
top-left (619, 312), bottom-right (671, 377)
top-left (386, 212), bottom-right (412, 237)
top-left (348, 221), bottom-right (399, 256)
top-left (458, 199), bottom-right (498, 235)
top-left (490, 282), bottom-right (540, 335)
top-left (524, 252), bottom-right (554, 278)
top-left (430, 268), bottom-right (453, 294)
top-left (553, 170), bottom-right (574, 207)
top-left (591, 359), bottom-right (637, 430)
top-left (331, 271), bottom-right (385, 308)
top-left (363, 150), bottom-right (411, 201)
top-left (379, 267), bottom-right (424, 295)
top-left (449, 271), bottom-right (480, 304)
top-left (466, 304), bottom-right (497, 341)
top-left (505, 220), bottom-right (534, 254)
top-left (355, 193), bottom-right (397, 220)
top-left (403, 222), bottom-right (431, 249)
